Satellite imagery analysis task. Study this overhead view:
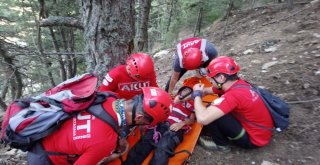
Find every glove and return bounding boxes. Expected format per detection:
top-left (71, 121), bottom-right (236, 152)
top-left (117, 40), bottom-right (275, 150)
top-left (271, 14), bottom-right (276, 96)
top-left (192, 90), bottom-right (203, 100)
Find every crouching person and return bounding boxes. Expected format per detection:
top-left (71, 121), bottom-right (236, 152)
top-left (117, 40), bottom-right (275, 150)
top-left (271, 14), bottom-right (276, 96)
top-left (27, 87), bottom-right (172, 165)
top-left (193, 56), bottom-right (274, 152)
top-left (124, 86), bottom-right (195, 165)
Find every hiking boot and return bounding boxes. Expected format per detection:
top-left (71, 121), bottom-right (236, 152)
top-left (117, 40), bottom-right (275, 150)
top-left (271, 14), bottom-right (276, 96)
top-left (198, 136), bottom-right (231, 153)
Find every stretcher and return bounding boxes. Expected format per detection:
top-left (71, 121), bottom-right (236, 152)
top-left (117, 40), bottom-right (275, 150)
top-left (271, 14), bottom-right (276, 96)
top-left (109, 94), bottom-right (218, 165)
top-left (109, 76), bottom-right (217, 165)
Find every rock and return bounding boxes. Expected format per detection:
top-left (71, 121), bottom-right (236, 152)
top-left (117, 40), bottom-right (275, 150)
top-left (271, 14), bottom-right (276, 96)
top-left (283, 25), bottom-right (298, 33)
top-left (288, 60), bottom-right (296, 64)
top-left (303, 83), bottom-right (310, 89)
top-left (312, 89), bottom-right (319, 95)
top-left (264, 46), bottom-right (277, 53)
top-left (243, 49), bottom-right (254, 55)
top-left (262, 61), bottom-right (278, 70)
top-left (261, 160), bottom-right (280, 165)
top-left (305, 156), bottom-right (314, 160)
top-left (250, 20), bottom-right (257, 23)
top-left (311, 0), bottom-right (319, 5)
top-left (153, 49), bottom-right (170, 59)
top-left (287, 36), bottom-right (301, 43)
top-left (315, 70), bottom-right (320, 76)
top-left (312, 33), bottom-right (320, 38)
top-left (285, 80), bottom-right (290, 84)
top-left (251, 59), bottom-right (262, 64)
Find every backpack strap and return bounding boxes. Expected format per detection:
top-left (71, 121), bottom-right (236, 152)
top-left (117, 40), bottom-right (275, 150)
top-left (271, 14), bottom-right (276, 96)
top-left (86, 92), bottom-right (125, 163)
top-left (87, 92), bottom-right (121, 135)
top-left (231, 84), bottom-right (276, 132)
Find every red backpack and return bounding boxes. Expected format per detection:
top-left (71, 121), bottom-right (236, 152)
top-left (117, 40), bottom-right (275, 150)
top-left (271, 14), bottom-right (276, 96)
top-left (0, 73), bottom-right (120, 151)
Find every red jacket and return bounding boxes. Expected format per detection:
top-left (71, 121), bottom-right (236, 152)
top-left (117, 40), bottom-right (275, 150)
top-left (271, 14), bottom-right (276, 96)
top-left (98, 65), bottom-right (158, 99)
top-left (213, 79), bottom-right (274, 146)
top-left (42, 97), bottom-right (119, 165)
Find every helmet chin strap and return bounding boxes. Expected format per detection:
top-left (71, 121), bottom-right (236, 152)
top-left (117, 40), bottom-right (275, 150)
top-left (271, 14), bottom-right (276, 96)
top-left (131, 103), bottom-right (136, 126)
top-left (213, 76), bottom-right (228, 90)
top-left (131, 95), bottom-right (143, 126)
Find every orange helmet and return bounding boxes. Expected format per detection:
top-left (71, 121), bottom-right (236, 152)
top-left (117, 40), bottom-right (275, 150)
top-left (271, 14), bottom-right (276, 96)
top-left (207, 56), bottom-right (240, 77)
top-left (126, 53), bottom-right (155, 80)
top-left (142, 87), bottom-right (172, 126)
top-left (182, 48), bottom-right (202, 70)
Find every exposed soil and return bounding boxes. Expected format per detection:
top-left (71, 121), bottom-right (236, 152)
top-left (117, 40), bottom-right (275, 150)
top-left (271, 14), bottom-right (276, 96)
top-left (155, 1), bottom-right (320, 165)
top-left (1, 1), bottom-right (319, 165)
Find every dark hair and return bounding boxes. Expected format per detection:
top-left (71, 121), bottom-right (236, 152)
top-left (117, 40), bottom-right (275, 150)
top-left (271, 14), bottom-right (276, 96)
top-left (132, 94), bottom-right (154, 123)
top-left (216, 73), bottom-right (239, 81)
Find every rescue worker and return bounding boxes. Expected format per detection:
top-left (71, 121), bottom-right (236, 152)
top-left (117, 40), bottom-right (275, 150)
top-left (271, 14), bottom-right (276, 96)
top-left (123, 86), bottom-right (195, 165)
top-left (165, 37), bottom-right (218, 96)
top-left (98, 53), bottom-right (158, 99)
top-left (192, 56), bottom-right (274, 151)
top-left (27, 87), bottom-right (172, 165)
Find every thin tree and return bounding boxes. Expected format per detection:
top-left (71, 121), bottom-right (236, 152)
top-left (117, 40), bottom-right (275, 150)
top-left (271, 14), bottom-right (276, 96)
top-left (0, 40), bottom-right (23, 106)
top-left (137, 0), bottom-right (152, 51)
top-left (166, 0), bottom-right (177, 33)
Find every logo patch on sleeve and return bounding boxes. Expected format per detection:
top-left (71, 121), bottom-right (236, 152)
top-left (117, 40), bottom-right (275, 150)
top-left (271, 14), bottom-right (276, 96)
top-left (102, 79), bottom-right (109, 86)
top-left (105, 74), bottom-right (113, 82)
top-left (213, 97), bottom-right (224, 105)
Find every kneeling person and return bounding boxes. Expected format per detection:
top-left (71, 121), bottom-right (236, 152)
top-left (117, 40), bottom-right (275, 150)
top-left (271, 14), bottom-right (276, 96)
top-left (124, 86), bottom-right (195, 165)
top-left (27, 87), bottom-right (172, 165)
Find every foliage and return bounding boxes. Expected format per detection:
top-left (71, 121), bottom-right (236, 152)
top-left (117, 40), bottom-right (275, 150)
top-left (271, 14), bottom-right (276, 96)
top-left (147, 0), bottom-right (230, 51)
top-left (0, 0), bottom-right (278, 110)
top-left (0, 0), bottom-right (85, 106)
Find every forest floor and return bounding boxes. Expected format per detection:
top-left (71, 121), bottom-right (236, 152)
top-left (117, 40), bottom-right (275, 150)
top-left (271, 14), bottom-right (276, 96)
top-left (155, 1), bottom-right (320, 164)
top-left (0, 0), bottom-right (319, 165)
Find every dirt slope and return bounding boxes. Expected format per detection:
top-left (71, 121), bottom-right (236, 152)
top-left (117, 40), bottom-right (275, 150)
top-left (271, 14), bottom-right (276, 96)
top-left (155, 1), bottom-right (320, 164)
top-left (0, 1), bottom-right (319, 165)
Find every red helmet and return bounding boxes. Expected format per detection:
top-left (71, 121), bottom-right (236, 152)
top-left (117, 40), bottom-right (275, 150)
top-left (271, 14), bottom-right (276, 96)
top-left (182, 48), bottom-right (202, 70)
top-left (126, 53), bottom-right (155, 80)
top-left (142, 87), bottom-right (172, 126)
top-left (207, 56), bottom-right (240, 77)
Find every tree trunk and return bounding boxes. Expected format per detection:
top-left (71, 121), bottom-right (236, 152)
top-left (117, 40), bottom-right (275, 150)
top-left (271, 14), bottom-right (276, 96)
top-left (49, 28), bottom-right (67, 81)
top-left (38, 0), bottom-right (56, 86)
top-left (0, 97), bottom-right (7, 111)
top-left (287, 0), bottom-right (293, 10)
top-left (166, 0), bottom-right (177, 33)
top-left (36, 26), bottom-right (56, 87)
top-left (1, 80), bottom-right (9, 100)
top-left (193, 7), bottom-right (203, 37)
top-left (137, 0), bottom-right (152, 51)
top-left (60, 28), bottom-right (75, 79)
top-left (222, 0), bottom-right (234, 20)
top-left (80, 0), bottom-right (135, 79)
top-left (69, 31), bottom-right (77, 77)
top-left (0, 41), bottom-right (23, 100)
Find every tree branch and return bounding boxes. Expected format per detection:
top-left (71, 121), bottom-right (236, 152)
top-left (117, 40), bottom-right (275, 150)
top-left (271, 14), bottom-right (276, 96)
top-left (0, 16), bottom-right (13, 22)
top-left (39, 16), bottom-right (83, 30)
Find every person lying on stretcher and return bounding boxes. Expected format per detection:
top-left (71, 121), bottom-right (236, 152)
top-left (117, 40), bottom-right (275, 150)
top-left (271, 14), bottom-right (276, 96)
top-left (123, 86), bottom-right (195, 165)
